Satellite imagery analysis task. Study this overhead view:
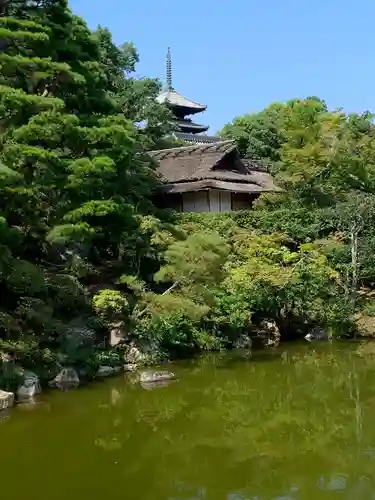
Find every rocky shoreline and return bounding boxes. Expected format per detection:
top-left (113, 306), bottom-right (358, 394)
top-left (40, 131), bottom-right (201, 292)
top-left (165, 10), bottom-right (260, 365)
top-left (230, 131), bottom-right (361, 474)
top-left (0, 338), bottom-right (169, 412)
top-left (0, 361), bottom-right (177, 412)
top-left (0, 318), bottom-right (358, 413)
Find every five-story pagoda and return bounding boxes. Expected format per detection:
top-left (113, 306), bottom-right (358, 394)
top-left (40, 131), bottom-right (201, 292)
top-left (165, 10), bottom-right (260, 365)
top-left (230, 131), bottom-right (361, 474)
top-left (157, 48), bottom-right (219, 144)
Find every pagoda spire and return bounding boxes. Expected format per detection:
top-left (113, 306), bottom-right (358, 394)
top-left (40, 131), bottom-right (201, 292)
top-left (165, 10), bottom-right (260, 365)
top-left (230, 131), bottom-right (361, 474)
top-left (166, 47), bottom-right (173, 91)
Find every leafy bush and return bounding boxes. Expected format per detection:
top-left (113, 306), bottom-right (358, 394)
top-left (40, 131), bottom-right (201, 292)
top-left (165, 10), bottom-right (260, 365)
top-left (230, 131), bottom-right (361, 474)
top-left (0, 363), bottom-right (23, 392)
top-left (93, 290), bottom-right (129, 323)
top-left (137, 313), bottom-right (219, 359)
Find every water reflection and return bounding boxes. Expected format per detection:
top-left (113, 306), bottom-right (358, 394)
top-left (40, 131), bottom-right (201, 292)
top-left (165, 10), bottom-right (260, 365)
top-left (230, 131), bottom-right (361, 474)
top-left (2, 345), bottom-right (375, 499)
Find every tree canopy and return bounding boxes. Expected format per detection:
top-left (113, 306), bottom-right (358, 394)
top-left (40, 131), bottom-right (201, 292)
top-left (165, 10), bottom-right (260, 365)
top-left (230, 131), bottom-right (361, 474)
top-left (2, 1), bottom-right (375, 390)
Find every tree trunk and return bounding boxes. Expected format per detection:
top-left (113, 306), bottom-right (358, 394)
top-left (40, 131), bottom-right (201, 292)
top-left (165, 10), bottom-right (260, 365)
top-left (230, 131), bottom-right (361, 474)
top-left (350, 229), bottom-right (358, 303)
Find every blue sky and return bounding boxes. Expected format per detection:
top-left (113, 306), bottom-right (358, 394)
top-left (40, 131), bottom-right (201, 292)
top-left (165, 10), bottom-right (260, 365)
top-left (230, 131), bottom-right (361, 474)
top-left (70, 0), bottom-right (375, 134)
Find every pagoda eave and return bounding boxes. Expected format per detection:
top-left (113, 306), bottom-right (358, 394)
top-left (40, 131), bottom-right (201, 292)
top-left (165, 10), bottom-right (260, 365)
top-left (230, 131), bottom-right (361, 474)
top-left (157, 90), bottom-right (207, 116)
top-left (174, 121), bottom-right (209, 134)
top-left (167, 103), bottom-right (207, 116)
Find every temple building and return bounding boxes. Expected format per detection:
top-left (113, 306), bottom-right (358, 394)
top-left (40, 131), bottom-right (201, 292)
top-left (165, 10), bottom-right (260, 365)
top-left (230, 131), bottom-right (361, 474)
top-left (150, 50), bottom-right (279, 213)
top-left (156, 48), bottom-right (220, 145)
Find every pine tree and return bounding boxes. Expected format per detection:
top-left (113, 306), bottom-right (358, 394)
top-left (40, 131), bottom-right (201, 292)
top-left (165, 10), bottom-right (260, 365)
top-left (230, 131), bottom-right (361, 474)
top-left (0, 0), bottom-right (168, 363)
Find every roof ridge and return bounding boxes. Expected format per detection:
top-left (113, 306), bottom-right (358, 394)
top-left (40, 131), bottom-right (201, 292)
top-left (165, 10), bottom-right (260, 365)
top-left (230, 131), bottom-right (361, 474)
top-left (149, 139), bottom-right (235, 156)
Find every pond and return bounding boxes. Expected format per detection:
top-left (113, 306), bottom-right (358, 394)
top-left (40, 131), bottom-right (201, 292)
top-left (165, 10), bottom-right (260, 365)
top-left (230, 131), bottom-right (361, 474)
top-left (2, 343), bottom-right (375, 499)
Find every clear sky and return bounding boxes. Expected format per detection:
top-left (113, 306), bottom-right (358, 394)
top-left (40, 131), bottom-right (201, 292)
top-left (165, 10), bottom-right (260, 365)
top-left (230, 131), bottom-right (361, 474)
top-left (70, 0), bottom-right (375, 134)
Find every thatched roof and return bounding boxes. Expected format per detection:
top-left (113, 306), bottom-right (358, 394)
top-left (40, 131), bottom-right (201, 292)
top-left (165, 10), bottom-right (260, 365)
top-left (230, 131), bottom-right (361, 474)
top-left (149, 140), bottom-right (280, 194)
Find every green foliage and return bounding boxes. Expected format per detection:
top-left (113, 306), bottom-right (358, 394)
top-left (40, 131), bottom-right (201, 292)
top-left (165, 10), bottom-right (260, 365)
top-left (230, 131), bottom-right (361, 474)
top-left (136, 312), bottom-right (220, 359)
top-left (1, 0), bottom-right (375, 374)
top-left (219, 103), bottom-right (284, 164)
top-left (96, 349), bottom-right (122, 367)
top-left (155, 232), bottom-right (229, 291)
top-left (0, 362), bottom-right (23, 392)
top-left (0, 0), bottom-right (172, 377)
top-left (93, 290), bottom-right (129, 323)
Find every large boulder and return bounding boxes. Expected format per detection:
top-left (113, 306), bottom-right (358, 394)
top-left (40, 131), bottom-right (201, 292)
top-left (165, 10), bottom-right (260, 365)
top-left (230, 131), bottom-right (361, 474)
top-left (17, 371), bottom-right (41, 402)
top-left (0, 390), bottom-right (14, 411)
top-left (355, 315), bottom-right (375, 338)
top-left (49, 368), bottom-right (79, 390)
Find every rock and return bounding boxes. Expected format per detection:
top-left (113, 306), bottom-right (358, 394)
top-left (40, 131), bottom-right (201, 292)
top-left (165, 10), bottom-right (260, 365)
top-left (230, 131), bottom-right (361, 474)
top-left (96, 366), bottom-right (114, 378)
top-left (16, 371), bottom-right (41, 402)
top-left (305, 327), bottom-right (331, 342)
top-left (0, 390), bottom-right (14, 411)
top-left (140, 371), bottom-right (175, 384)
top-left (49, 368), bottom-right (79, 390)
top-left (124, 363), bottom-right (138, 372)
top-left (109, 323), bottom-right (125, 347)
top-left (124, 344), bottom-right (146, 365)
top-left (96, 365), bottom-right (121, 378)
top-left (259, 319), bottom-right (281, 347)
top-left (17, 383), bottom-right (41, 402)
top-left (355, 315), bottom-right (375, 338)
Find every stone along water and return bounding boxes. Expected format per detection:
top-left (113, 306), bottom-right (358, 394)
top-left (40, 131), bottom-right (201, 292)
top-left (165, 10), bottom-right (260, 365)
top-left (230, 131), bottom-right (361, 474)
top-left (2, 343), bottom-right (375, 499)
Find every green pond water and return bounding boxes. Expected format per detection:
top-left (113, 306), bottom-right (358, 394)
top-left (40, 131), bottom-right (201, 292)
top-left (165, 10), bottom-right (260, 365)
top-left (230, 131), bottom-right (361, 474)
top-left (2, 343), bottom-right (375, 500)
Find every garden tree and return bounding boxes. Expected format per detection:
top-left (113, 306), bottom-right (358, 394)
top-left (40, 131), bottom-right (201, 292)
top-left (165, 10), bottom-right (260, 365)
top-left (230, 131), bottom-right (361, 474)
top-left (233, 100), bottom-right (375, 245)
top-left (1, 0), bottom-right (168, 268)
top-left (273, 104), bottom-right (375, 205)
top-left (213, 233), bottom-right (351, 340)
top-left (133, 231), bottom-right (230, 321)
top-left (0, 1), bottom-right (74, 345)
top-left (0, 0), bottom-right (172, 376)
top-left (218, 97), bottom-right (327, 165)
top-left (231, 100), bottom-right (375, 328)
top-left (94, 26), bottom-right (172, 149)
top-left (125, 223), bottom-right (354, 351)
top-left (3, 0), bottom-right (375, 379)
top-left (123, 232), bottom-right (230, 356)
top-left (219, 103), bottom-right (284, 163)
top-left (326, 195), bottom-right (375, 298)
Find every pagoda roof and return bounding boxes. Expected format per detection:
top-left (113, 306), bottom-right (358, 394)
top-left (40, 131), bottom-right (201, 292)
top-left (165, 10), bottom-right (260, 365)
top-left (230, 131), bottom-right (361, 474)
top-left (149, 140), bottom-right (280, 194)
top-left (157, 90), bottom-right (207, 113)
top-left (174, 119), bottom-right (209, 134)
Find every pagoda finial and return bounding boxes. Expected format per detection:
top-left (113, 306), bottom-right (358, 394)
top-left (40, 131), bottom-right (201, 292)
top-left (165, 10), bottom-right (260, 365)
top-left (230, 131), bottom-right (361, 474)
top-left (166, 47), bottom-right (173, 91)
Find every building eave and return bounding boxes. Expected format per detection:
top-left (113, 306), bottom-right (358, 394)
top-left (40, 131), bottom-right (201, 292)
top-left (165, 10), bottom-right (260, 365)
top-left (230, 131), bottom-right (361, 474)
top-left (162, 180), bottom-right (275, 194)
